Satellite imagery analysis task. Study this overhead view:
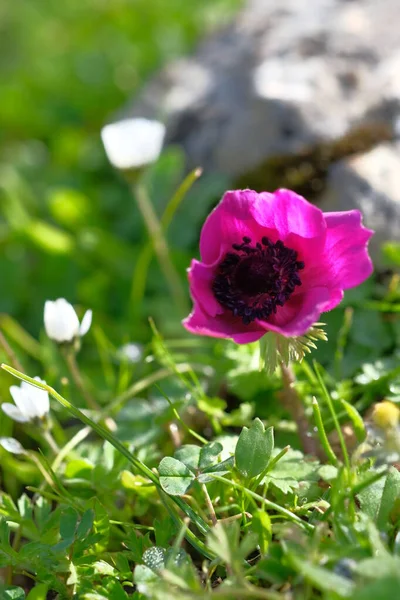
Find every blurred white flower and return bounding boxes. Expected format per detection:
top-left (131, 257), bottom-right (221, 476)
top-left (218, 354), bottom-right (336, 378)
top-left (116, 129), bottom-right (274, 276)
top-left (101, 118), bottom-right (166, 170)
top-left (0, 437), bottom-right (25, 455)
top-left (44, 298), bottom-right (92, 343)
top-left (2, 377), bottom-right (50, 423)
top-left (118, 343), bottom-right (143, 364)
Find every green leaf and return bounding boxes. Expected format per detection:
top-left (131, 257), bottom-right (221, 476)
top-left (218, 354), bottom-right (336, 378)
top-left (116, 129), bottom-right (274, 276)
top-left (341, 399), bottom-right (366, 442)
top-left (382, 241), bottom-right (400, 266)
top-left (207, 522), bottom-right (239, 565)
top-left (59, 507), bottom-right (78, 540)
top-left (92, 499), bottom-right (109, 552)
top-left (198, 442), bottom-right (223, 470)
top-left (158, 457), bottom-right (195, 496)
top-left (358, 467), bottom-right (400, 530)
top-left (1, 587), bottom-right (25, 600)
top-left (125, 531), bottom-right (152, 563)
top-left (264, 448), bottom-right (320, 495)
top-left (356, 556), bottom-right (400, 579)
top-left (235, 419), bottom-right (274, 479)
top-left (26, 584), bottom-right (48, 600)
top-left (197, 456), bottom-right (235, 483)
top-left (286, 551), bottom-right (355, 597)
top-left (133, 564), bottom-right (159, 594)
top-left (154, 517), bottom-right (177, 548)
top-left (251, 510), bottom-right (272, 555)
top-left (352, 576), bottom-right (400, 600)
top-left (76, 509), bottom-right (94, 539)
top-left (174, 445), bottom-right (200, 471)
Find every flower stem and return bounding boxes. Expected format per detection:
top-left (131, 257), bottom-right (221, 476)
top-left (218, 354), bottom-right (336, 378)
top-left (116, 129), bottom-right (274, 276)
top-left (280, 362), bottom-right (319, 456)
top-left (42, 428), bottom-right (60, 455)
top-left (133, 181), bottom-right (188, 316)
top-left (64, 349), bottom-right (117, 432)
top-left (129, 168), bottom-right (201, 323)
top-left (211, 474), bottom-right (314, 532)
top-left (201, 483), bottom-right (218, 526)
top-left (313, 361), bottom-right (350, 470)
top-left (311, 397), bottom-right (338, 466)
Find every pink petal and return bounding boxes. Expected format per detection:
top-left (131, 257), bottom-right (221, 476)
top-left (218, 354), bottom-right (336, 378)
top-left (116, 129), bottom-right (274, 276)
top-left (183, 303), bottom-right (265, 344)
top-left (323, 211), bottom-right (373, 289)
top-left (269, 189), bottom-right (326, 240)
top-left (187, 260), bottom-right (223, 317)
top-left (263, 287), bottom-right (332, 337)
top-left (199, 189), bottom-right (276, 264)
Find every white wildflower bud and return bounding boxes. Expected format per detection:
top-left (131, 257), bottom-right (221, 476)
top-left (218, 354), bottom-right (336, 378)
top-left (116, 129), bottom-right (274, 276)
top-left (101, 118), bottom-right (166, 170)
top-left (44, 298), bottom-right (92, 343)
top-left (2, 377), bottom-right (50, 423)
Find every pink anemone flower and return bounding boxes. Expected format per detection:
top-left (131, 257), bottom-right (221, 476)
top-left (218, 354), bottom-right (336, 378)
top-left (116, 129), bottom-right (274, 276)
top-left (183, 188), bottom-right (373, 344)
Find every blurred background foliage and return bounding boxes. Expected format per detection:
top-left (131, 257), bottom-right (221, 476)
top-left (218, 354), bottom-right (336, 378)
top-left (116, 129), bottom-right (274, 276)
top-left (0, 0), bottom-right (241, 339)
top-left (1, 0), bottom-right (400, 393)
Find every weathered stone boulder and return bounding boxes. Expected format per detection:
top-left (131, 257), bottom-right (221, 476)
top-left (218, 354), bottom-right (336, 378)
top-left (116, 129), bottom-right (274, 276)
top-left (122, 0), bottom-right (400, 257)
top-left (126, 0), bottom-right (400, 180)
top-left (319, 144), bottom-right (400, 261)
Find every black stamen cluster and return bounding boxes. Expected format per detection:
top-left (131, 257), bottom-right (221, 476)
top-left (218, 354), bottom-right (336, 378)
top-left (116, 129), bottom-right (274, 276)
top-left (212, 236), bottom-right (304, 324)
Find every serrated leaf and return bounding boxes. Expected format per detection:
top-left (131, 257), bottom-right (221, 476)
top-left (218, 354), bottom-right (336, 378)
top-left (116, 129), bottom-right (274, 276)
top-left (92, 499), bottom-right (109, 552)
top-left (158, 457), bottom-right (195, 496)
top-left (235, 419), bottom-right (274, 479)
top-left (154, 517), bottom-right (177, 547)
top-left (125, 531), bottom-right (152, 563)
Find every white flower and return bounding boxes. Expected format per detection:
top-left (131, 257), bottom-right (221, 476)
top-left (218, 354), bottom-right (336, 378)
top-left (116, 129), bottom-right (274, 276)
top-left (101, 118), bottom-right (166, 170)
top-left (44, 298), bottom-right (92, 343)
top-left (0, 437), bottom-right (25, 455)
top-left (2, 377), bottom-right (49, 423)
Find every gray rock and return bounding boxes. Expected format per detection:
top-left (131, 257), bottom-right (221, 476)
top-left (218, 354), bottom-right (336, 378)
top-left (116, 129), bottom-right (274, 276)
top-left (124, 0), bottom-right (400, 179)
top-left (319, 144), bottom-right (400, 261)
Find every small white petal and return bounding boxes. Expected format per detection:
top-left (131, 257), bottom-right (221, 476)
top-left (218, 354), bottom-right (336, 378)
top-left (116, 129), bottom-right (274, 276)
top-left (0, 437), bottom-right (25, 454)
top-left (1, 403), bottom-right (29, 423)
top-left (44, 298), bottom-right (80, 342)
top-left (101, 118), bottom-right (166, 170)
top-left (30, 377), bottom-right (50, 418)
top-left (15, 382), bottom-right (40, 420)
top-left (79, 309), bottom-right (92, 337)
top-left (9, 378), bottom-right (50, 421)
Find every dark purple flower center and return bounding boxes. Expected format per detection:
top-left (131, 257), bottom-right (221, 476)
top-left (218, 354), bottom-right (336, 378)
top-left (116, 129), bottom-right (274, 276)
top-left (212, 236), bottom-right (304, 324)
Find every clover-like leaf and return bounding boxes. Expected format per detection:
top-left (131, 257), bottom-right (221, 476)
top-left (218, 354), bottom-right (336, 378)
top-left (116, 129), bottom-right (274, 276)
top-left (158, 457), bottom-right (195, 496)
top-left (235, 419), bottom-right (274, 479)
top-left (174, 445), bottom-right (201, 471)
top-left (199, 442), bottom-right (223, 470)
top-left (197, 456), bottom-right (235, 483)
